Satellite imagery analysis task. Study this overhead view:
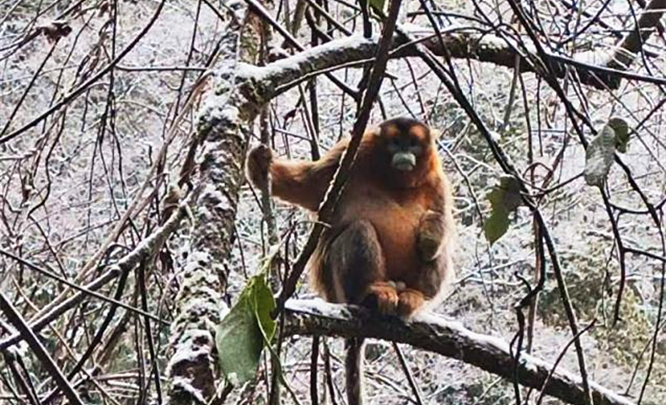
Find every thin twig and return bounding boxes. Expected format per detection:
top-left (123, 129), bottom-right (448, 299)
top-left (0, 292), bottom-right (84, 405)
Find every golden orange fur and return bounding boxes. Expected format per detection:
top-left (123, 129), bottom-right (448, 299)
top-left (246, 117), bottom-right (455, 317)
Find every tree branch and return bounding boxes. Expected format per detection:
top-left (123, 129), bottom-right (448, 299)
top-left (0, 293), bottom-right (83, 405)
top-left (283, 299), bottom-right (636, 405)
top-left (250, 29), bottom-right (666, 96)
top-left (609, 0), bottom-right (666, 70)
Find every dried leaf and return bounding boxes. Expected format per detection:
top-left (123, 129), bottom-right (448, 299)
top-left (584, 124), bottom-right (617, 187)
top-left (37, 20), bottom-right (72, 43)
top-left (609, 117), bottom-right (630, 153)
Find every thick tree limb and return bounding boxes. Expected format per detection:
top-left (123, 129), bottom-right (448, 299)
top-left (166, 2), bottom-right (266, 404)
top-left (284, 299), bottom-right (636, 405)
top-left (250, 29), bottom-right (666, 94)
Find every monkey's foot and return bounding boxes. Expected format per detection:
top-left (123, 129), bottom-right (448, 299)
top-left (397, 289), bottom-right (425, 318)
top-left (364, 282), bottom-right (399, 315)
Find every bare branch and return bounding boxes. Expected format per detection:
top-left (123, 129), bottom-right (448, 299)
top-left (609, 0), bottom-right (666, 69)
top-left (0, 293), bottom-right (83, 405)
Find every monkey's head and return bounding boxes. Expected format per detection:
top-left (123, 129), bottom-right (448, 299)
top-left (374, 117), bottom-right (437, 175)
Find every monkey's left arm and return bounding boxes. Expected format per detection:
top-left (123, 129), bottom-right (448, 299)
top-left (416, 183), bottom-right (453, 262)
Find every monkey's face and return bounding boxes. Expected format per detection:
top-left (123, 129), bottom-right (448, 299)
top-left (379, 118), bottom-right (432, 172)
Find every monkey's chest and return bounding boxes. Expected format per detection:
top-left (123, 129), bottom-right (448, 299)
top-left (338, 190), bottom-right (425, 280)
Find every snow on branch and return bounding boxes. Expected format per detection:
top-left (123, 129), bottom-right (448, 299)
top-left (241, 28), bottom-right (662, 96)
top-left (284, 299), bottom-right (635, 405)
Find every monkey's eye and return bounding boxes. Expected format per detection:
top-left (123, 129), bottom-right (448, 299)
top-left (409, 137), bottom-right (419, 147)
top-left (387, 138), bottom-right (399, 151)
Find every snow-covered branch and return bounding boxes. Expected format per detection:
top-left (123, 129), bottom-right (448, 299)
top-left (240, 29), bottom-right (657, 94)
top-left (284, 299), bottom-right (635, 405)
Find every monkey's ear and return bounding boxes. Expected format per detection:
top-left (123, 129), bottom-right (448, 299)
top-left (365, 125), bottom-right (381, 138)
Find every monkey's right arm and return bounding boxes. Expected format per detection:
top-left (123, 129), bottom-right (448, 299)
top-left (245, 142), bottom-right (345, 212)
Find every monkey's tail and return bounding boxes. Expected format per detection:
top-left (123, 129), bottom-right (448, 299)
top-left (345, 337), bottom-right (365, 405)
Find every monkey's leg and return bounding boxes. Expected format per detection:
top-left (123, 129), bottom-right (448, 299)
top-left (326, 220), bottom-right (398, 313)
top-left (325, 220), bottom-right (395, 405)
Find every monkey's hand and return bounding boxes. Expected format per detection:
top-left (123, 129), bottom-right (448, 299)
top-left (417, 210), bottom-right (445, 262)
top-left (245, 144), bottom-right (273, 190)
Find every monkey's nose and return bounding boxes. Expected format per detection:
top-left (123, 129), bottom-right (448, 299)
top-left (392, 152), bottom-right (416, 171)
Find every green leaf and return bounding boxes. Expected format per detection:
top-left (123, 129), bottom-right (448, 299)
top-left (215, 291), bottom-right (261, 385)
top-left (251, 276), bottom-right (277, 342)
top-left (484, 176), bottom-right (522, 245)
top-left (368, 0), bottom-right (385, 14)
top-left (484, 209), bottom-right (511, 246)
top-left (584, 124), bottom-right (616, 187)
top-left (608, 117), bottom-right (630, 153)
top-left (215, 276), bottom-right (276, 385)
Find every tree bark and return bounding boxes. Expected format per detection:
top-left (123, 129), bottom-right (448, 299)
top-left (165, 3), bottom-right (265, 404)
